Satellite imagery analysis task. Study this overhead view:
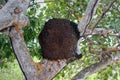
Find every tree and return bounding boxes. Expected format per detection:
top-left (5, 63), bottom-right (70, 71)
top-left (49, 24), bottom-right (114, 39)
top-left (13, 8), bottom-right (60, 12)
top-left (0, 0), bottom-right (120, 80)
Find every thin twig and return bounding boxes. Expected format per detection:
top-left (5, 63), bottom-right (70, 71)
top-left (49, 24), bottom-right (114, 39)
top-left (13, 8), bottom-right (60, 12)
top-left (91, 0), bottom-right (116, 32)
top-left (113, 3), bottom-right (120, 13)
top-left (78, 0), bottom-right (100, 36)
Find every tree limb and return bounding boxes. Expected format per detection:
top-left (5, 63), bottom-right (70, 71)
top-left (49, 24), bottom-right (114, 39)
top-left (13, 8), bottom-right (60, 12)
top-left (72, 51), bottom-right (120, 80)
top-left (9, 27), bottom-right (36, 80)
top-left (76, 0), bottom-right (100, 59)
top-left (91, 0), bottom-right (116, 32)
top-left (9, 26), bottom-right (67, 80)
top-left (77, 0), bottom-right (100, 36)
top-left (0, 0), bottom-right (29, 31)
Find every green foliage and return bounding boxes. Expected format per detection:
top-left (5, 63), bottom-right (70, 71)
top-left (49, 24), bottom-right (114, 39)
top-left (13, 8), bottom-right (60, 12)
top-left (23, 2), bottom-right (44, 59)
top-left (0, 34), bottom-right (15, 67)
top-left (41, 0), bottom-right (88, 23)
top-left (0, 60), bottom-right (24, 80)
top-left (93, 1), bottom-right (120, 32)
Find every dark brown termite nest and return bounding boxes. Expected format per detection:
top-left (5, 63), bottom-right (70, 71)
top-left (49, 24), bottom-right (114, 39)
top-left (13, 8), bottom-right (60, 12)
top-left (39, 18), bottom-right (82, 61)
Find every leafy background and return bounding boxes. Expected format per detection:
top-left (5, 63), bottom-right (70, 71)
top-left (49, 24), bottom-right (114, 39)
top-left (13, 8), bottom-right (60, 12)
top-left (0, 0), bottom-right (120, 80)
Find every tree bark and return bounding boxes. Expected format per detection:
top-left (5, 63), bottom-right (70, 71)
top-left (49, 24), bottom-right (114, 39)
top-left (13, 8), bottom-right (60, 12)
top-left (9, 27), bottom-right (36, 80)
top-left (77, 0), bottom-right (101, 36)
top-left (0, 0), bottom-right (29, 31)
top-left (72, 51), bottom-right (120, 80)
top-left (9, 27), bottom-right (67, 80)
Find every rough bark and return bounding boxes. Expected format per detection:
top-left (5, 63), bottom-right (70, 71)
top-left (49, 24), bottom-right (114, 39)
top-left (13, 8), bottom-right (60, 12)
top-left (77, 0), bottom-right (100, 36)
top-left (9, 27), bottom-right (37, 80)
top-left (0, 0), bottom-right (29, 31)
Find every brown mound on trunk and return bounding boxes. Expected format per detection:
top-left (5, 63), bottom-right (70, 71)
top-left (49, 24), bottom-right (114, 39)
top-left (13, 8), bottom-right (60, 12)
top-left (39, 18), bottom-right (82, 60)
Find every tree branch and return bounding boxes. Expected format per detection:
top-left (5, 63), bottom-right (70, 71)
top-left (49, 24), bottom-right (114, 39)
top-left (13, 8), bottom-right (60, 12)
top-left (72, 51), bottom-right (120, 80)
top-left (91, 0), bottom-right (116, 32)
top-left (9, 26), bottom-right (67, 80)
top-left (0, 0), bottom-right (29, 31)
top-left (9, 27), bottom-right (36, 80)
top-left (76, 0), bottom-right (100, 60)
top-left (77, 0), bottom-right (100, 36)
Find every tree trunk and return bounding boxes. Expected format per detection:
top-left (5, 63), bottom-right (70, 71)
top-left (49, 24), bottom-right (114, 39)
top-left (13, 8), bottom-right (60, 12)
top-left (9, 27), bottom-right (67, 80)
